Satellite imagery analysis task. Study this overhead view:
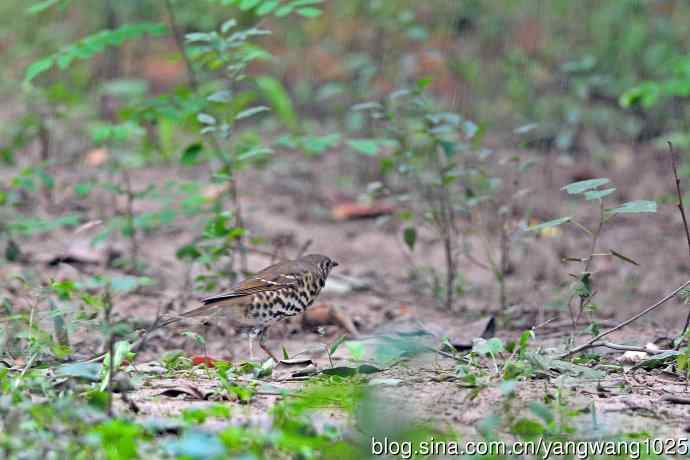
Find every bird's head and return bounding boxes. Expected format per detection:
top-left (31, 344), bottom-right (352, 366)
top-left (302, 254), bottom-right (339, 278)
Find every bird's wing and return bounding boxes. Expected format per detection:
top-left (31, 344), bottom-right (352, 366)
top-left (201, 260), bottom-right (303, 305)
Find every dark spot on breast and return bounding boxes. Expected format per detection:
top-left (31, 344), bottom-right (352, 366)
top-left (296, 295), bottom-right (307, 308)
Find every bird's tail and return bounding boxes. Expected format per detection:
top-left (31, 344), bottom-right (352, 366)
top-left (158, 296), bottom-right (244, 328)
top-left (81, 298), bottom-right (243, 363)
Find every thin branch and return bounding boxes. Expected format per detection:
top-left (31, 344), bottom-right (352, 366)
top-left (103, 286), bottom-right (115, 417)
top-left (123, 171), bottom-right (138, 271)
top-left (163, 0), bottom-right (197, 89)
top-left (669, 141), bottom-right (690, 258)
top-left (568, 219), bottom-right (593, 238)
top-left (561, 279), bottom-right (690, 358)
top-left (297, 239), bottom-right (313, 259)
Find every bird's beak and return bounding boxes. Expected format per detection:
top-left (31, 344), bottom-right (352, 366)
top-left (332, 261), bottom-right (339, 268)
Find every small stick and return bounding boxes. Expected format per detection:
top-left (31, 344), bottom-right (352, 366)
top-left (669, 141), bottom-right (690, 258)
top-left (531, 317), bottom-right (557, 330)
top-left (597, 342), bottom-right (671, 355)
top-left (560, 279), bottom-right (690, 358)
top-left (297, 239), bottom-right (313, 258)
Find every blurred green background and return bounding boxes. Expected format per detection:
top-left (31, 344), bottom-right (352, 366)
top-left (3, 0), bottom-right (690, 157)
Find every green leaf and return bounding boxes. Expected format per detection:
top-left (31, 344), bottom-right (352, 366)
top-left (220, 19), bottom-right (237, 34)
top-left (345, 341), bottom-right (365, 360)
top-left (518, 330), bottom-right (534, 355)
top-left (585, 188), bottom-right (616, 200)
top-left (236, 146), bottom-right (272, 162)
top-left (26, 23), bottom-right (167, 84)
top-left (234, 105), bottom-right (270, 120)
top-left (26, 0), bottom-right (63, 15)
top-left (607, 200), bottom-right (657, 214)
top-left (256, 0), bottom-right (279, 15)
top-left (24, 57), bottom-right (54, 83)
top-left (512, 418), bottom-right (545, 439)
top-left (300, 133), bottom-right (341, 155)
top-left (185, 32), bottom-right (212, 43)
top-left (197, 113), bottom-right (216, 125)
top-left (5, 240), bottom-right (21, 262)
top-left (256, 76), bottom-right (298, 130)
top-left (180, 143), bottom-right (203, 166)
top-left (239, 0), bottom-right (261, 10)
top-left (275, 4), bottom-right (294, 16)
top-left (56, 362), bottom-right (101, 381)
top-left (351, 101), bottom-right (383, 112)
top-left (347, 139), bottom-right (380, 156)
top-left (110, 275), bottom-right (154, 292)
top-left (329, 335), bottom-right (347, 356)
top-left (52, 279), bottom-right (76, 300)
top-left (176, 244), bottom-right (201, 260)
top-left (416, 76), bottom-right (432, 90)
top-left (100, 340), bottom-right (133, 390)
top-left (297, 7), bottom-right (322, 17)
top-left (472, 337), bottom-right (505, 356)
top-left (320, 366), bottom-right (357, 377)
top-left (528, 401), bottom-right (555, 424)
top-left (561, 178), bottom-right (610, 195)
top-left (632, 350), bottom-right (680, 370)
top-left (207, 90), bottom-right (232, 103)
top-left (321, 364), bottom-right (382, 376)
top-left (166, 431), bottom-right (227, 459)
top-left (403, 227), bottom-right (416, 251)
top-left (526, 217), bottom-right (572, 231)
top-left (620, 82), bottom-right (661, 109)
top-left (525, 351), bottom-right (607, 379)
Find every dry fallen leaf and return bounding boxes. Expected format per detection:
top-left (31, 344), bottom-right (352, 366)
top-left (617, 351), bottom-right (649, 364)
top-left (202, 184), bottom-right (226, 200)
top-left (331, 201), bottom-right (394, 221)
top-left (302, 304), bottom-right (359, 336)
top-left (191, 355), bottom-right (217, 367)
top-left (85, 148), bottom-right (109, 167)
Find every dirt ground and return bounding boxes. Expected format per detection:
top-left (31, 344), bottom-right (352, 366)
top-left (4, 140), bottom-right (690, 438)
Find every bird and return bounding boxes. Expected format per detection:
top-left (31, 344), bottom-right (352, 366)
top-left (158, 254), bottom-right (339, 362)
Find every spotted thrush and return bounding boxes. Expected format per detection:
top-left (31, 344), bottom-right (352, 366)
top-left (162, 254), bottom-right (338, 362)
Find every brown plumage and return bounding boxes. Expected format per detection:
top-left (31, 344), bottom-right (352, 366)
top-left (160, 254), bottom-right (338, 361)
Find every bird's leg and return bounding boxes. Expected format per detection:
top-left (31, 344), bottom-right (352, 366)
top-left (201, 321), bottom-right (209, 357)
top-left (258, 326), bottom-right (280, 363)
top-left (248, 332), bottom-right (255, 362)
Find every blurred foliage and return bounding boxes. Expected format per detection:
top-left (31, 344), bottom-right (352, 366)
top-left (2, 0), bottom-right (689, 151)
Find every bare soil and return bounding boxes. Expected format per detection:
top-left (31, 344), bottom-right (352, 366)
top-left (3, 140), bottom-right (690, 437)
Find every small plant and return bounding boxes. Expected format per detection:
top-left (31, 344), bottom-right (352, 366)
top-left (528, 178), bottom-right (656, 339)
top-left (350, 78), bottom-right (485, 310)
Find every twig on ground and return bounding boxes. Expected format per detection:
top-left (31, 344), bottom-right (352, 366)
top-left (423, 345), bottom-right (467, 362)
top-left (596, 342), bottom-right (671, 355)
top-left (560, 279), bottom-right (690, 359)
top-left (531, 317), bottom-right (557, 330)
